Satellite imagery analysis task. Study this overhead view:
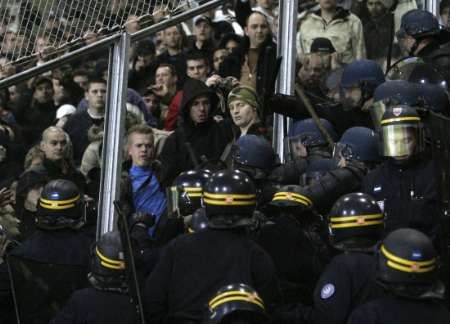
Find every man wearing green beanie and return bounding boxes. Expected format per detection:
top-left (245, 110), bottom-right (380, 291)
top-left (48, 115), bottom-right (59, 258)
top-left (227, 86), bottom-right (265, 138)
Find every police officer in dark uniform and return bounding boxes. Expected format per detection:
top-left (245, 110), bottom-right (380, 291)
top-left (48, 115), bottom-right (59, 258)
top-left (158, 169), bottom-right (211, 244)
top-left (325, 59), bottom-right (385, 134)
top-left (298, 127), bottom-right (378, 215)
top-left (270, 118), bottom-right (337, 186)
top-left (333, 126), bottom-right (381, 170)
top-left (274, 192), bottom-right (385, 324)
top-left (144, 169), bottom-right (279, 323)
top-left (362, 105), bottom-right (442, 241)
top-left (204, 283), bottom-right (269, 324)
top-left (348, 228), bottom-right (450, 323)
top-left (232, 135), bottom-right (278, 207)
top-left (256, 185), bottom-right (331, 304)
top-left (396, 9), bottom-right (450, 84)
top-left (0, 179), bottom-right (93, 323)
top-left (50, 230), bottom-right (136, 324)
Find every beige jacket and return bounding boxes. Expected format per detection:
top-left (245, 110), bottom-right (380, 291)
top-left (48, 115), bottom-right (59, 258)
top-left (297, 8), bottom-right (366, 65)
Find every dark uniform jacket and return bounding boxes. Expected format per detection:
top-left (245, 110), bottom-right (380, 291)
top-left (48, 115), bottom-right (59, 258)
top-left (144, 229), bottom-right (279, 323)
top-left (0, 229), bottom-right (93, 323)
top-left (256, 213), bottom-right (331, 304)
top-left (50, 287), bottom-right (137, 324)
top-left (418, 37), bottom-right (450, 85)
top-left (362, 158), bottom-right (441, 240)
top-left (348, 295), bottom-right (450, 324)
top-left (275, 252), bottom-right (384, 324)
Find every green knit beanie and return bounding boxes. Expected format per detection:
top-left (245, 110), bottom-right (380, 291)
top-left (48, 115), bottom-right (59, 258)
top-left (227, 86), bottom-right (260, 110)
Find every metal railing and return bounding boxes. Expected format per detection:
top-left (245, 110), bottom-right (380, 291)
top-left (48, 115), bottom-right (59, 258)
top-left (0, 0), bottom-right (226, 238)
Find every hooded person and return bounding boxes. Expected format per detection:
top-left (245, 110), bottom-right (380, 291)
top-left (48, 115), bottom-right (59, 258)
top-left (158, 78), bottom-right (233, 186)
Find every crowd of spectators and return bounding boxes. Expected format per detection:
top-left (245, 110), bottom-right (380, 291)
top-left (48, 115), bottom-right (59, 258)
top-left (0, 0), bottom-right (450, 322)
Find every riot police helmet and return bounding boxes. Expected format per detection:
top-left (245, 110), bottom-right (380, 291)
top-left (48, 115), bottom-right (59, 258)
top-left (334, 127), bottom-right (381, 165)
top-left (88, 230), bottom-right (127, 292)
top-left (377, 228), bottom-right (440, 299)
top-left (328, 192), bottom-right (384, 251)
top-left (288, 118), bottom-right (337, 148)
top-left (379, 105), bottom-right (423, 160)
top-left (396, 9), bottom-right (440, 40)
top-left (205, 283), bottom-right (268, 324)
top-left (270, 185), bottom-right (314, 209)
top-left (203, 170), bottom-right (256, 229)
top-left (232, 135), bottom-right (276, 178)
top-left (371, 80), bottom-right (421, 129)
top-left (233, 134), bottom-right (275, 171)
top-left (170, 169), bottom-right (211, 217)
top-left (341, 59), bottom-right (385, 90)
top-left (36, 179), bottom-right (85, 230)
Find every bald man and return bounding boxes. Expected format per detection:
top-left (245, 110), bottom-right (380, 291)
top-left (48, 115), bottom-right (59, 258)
top-left (34, 126), bottom-right (85, 191)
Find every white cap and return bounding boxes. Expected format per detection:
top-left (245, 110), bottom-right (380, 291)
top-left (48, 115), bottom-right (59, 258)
top-left (56, 104), bottom-right (76, 120)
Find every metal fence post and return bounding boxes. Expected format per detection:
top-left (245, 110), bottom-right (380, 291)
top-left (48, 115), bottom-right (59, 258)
top-left (425, 0), bottom-right (438, 16)
top-left (273, 0), bottom-right (298, 162)
top-left (97, 32), bottom-right (130, 238)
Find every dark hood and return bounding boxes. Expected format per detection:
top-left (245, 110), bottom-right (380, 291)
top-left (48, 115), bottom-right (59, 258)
top-left (180, 78), bottom-right (219, 125)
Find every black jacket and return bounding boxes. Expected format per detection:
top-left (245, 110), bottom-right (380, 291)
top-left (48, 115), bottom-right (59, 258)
top-left (306, 162), bottom-right (367, 215)
top-left (362, 158), bottom-right (441, 240)
top-left (275, 252), bottom-right (384, 324)
top-left (256, 212), bottom-right (331, 304)
top-left (417, 38), bottom-right (450, 85)
top-left (64, 110), bottom-right (104, 166)
top-left (219, 35), bottom-right (278, 117)
top-left (128, 63), bottom-right (157, 95)
top-left (156, 51), bottom-right (187, 84)
top-left (0, 229), bottom-right (93, 323)
top-left (144, 229), bottom-right (279, 323)
top-left (13, 90), bottom-right (57, 148)
top-left (50, 287), bottom-right (137, 324)
top-left (158, 79), bottom-right (232, 186)
top-left (348, 295), bottom-right (450, 324)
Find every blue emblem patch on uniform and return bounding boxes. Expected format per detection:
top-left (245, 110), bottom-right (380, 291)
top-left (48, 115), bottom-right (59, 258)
top-left (320, 283), bottom-right (335, 299)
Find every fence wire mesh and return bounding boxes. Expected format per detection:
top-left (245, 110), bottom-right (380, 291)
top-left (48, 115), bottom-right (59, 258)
top-left (0, 0), bottom-right (207, 73)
